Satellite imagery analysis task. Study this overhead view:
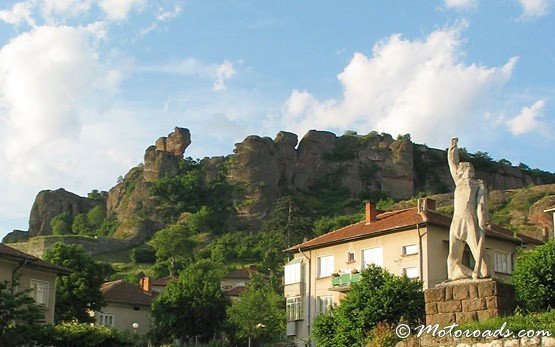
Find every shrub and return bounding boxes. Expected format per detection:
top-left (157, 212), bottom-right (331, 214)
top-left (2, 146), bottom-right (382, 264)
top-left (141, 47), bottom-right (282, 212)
top-left (37, 323), bottom-right (136, 346)
top-left (512, 240), bottom-right (555, 312)
top-left (131, 247), bottom-right (156, 264)
top-left (313, 265), bottom-right (424, 347)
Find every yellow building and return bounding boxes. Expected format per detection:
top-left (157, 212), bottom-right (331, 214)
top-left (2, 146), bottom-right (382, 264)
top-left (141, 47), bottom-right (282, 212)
top-left (0, 243), bottom-right (70, 324)
top-left (93, 279), bottom-right (154, 335)
top-left (283, 199), bottom-right (540, 344)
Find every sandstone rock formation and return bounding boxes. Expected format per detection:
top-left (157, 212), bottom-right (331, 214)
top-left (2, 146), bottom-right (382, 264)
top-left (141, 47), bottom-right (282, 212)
top-left (143, 127), bottom-right (191, 182)
top-left (28, 188), bottom-right (98, 236)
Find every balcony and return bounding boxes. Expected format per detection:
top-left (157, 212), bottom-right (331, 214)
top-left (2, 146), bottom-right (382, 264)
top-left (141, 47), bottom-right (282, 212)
top-left (329, 271), bottom-right (361, 292)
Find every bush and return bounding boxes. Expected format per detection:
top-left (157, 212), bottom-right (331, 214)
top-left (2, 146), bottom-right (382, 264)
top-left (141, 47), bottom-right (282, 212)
top-left (313, 265), bottom-right (424, 347)
top-left (131, 247), bottom-right (156, 264)
top-left (37, 323), bottom-right (137, 346)
top-left (512, 240), bottom-right (555, 312)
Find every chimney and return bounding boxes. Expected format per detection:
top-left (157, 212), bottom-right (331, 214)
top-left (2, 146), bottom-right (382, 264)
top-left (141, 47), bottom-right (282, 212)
top-left (542, 227), bottom-right (549, 242)
top-left (417, 198), bottom-right (436, 213)
top-left (365, 201), bottom-right (377, 224)
top-left (139, 277), bottom-right (151, 293)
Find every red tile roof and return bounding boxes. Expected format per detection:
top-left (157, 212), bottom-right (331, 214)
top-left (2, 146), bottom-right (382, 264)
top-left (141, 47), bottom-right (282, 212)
top-left (100, 280), bottom-right (154, 307)
top-left (151, 275), bottom-right (177, 286)
top-left (223, 267), bottom-right (258, 280)
top-left (0, 243), bottom-right (71, 275)
top-left (286, 207), bottom-right (540, 251)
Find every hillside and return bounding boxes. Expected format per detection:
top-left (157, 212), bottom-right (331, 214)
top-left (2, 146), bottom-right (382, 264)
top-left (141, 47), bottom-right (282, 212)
top-left (3, 128), bottom-right (554, 279)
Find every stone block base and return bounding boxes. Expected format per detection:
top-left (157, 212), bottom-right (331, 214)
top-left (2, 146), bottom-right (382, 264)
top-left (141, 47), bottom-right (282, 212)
top-left (424, 279), bottom-right (515, 326)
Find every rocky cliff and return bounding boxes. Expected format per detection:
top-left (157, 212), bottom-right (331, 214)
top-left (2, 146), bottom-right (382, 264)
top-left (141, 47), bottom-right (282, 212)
top-left (5, 128), bottom-right (553, 244)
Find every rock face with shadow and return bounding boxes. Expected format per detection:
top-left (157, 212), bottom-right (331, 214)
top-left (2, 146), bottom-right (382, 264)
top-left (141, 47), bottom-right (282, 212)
top-left (5, 127), bottom-right (552, 247)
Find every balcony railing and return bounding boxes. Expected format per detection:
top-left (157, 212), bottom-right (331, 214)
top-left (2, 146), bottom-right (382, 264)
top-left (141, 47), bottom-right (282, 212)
top-left (330, 271), bottom-right (361, 291)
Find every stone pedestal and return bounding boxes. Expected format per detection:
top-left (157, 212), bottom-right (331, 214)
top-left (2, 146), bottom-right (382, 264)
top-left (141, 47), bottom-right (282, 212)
top-left (424, 279), bottom-right (515, 326)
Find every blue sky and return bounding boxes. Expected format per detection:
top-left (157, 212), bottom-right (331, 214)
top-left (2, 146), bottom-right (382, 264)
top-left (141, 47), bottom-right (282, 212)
top-left (0, 0), bottom-right (554, 239)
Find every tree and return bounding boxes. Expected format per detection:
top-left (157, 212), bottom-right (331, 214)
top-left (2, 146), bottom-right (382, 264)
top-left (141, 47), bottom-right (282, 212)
top-left (72, 214), bottom-right (91, 236)
top-left (44, 243), bottom-right (112, 323)
top-left (151, 260), bottom-right (229, 344)
top-left (51, 212), bottom-right (72, 235)
top-left (227, 274), bottom-right (285, 344)
top-left (0, 280), bottom-right (43, 346)
top-left (313, 265), bottom-right (424, 347)
top-left (87, 205), bottom-right (106, 230)
top-left (512, 240), bottom-right (555, 312)
top-left (149, 223), bottom-right (198, 275)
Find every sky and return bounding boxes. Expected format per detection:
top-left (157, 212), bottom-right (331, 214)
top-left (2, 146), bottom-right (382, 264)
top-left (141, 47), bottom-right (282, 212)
top-left (0, 0), bottom-right (554, 239)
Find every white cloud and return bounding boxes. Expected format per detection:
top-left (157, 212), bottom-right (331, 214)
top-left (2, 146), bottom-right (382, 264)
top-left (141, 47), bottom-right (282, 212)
top-left (281, 23), bottom-right (518, 148)
top-left (0, 25), bottom-right (121, 186)
top-left (506, 99), bottom-right (547, 135)
top-left (213, 61), bottom-right (235, 91)
top-left (138, 58), bottom-right (236, 91)
top-left (517, 0), bottom-right (551, 19)
top-left (444, 0), bottom-right (478, 10)
top-left (0, 1), bottom-right (35, 26)
top-left (41, 0), bottom-right (93, 21)
top-left (97, 0), bottom-right (146, 20)
top-left (157, 4), bottom-right (182, 22)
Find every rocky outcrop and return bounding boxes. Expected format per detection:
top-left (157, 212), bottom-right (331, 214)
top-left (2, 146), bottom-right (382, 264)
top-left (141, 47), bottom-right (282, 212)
top-left (28, 188), bottom-right (98, 236)
top-left (2, 230), bottom-right (30, 243)
top-left (143, 127), bottom-right (190, 182)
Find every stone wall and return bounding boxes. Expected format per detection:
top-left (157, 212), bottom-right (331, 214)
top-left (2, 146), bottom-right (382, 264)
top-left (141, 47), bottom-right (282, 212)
top-left (425, 280), bottom-right (516, 326)
top-left (8, 235), bottom-right (134, 258)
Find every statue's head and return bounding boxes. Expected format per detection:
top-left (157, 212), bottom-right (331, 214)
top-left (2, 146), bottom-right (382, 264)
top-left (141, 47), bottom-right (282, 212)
top-left (457, 162), bottom-right (475, 179)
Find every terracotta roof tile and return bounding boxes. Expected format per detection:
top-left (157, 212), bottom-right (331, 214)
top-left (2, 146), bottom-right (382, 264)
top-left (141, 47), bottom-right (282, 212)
top-left (286, 207), bottom-right (538, 251)
top-left (0, 243), bottom-right (71, 275)
top-left (100, 280), bottom-right (154, 307)
top-left (151, 275), bottom-right (177, 286)
top-left (223, 267), bottom-right (258, 280)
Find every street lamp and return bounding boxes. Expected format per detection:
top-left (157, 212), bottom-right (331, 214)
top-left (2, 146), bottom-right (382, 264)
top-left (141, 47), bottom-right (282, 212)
top-left (132, 322), bottom-right (139, 334)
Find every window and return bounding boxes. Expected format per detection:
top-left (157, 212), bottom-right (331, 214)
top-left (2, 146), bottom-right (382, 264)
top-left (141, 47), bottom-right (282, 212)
top-left (362, 247), bottom-right (383, 268)
top-left (286, 297), bottom-right (303, 321)
top-left (403, 267), bottom-right (419, 279)
top-left (30, 280), bottom-right (48, 307)
top-left (317, 255), bottom-right (334, 278)
top-left (317, 296), bottom-right (334, 315)
top-left (402, 244), bottom-right (418, 256)
top-left (98, 313), bottom-right (115, 327)
top-left (494, 251), bottom-right (512, 274)
top-left (284, 258), bottom-right (302, 285)
top-left (347, 251), bottom-right (355, 263)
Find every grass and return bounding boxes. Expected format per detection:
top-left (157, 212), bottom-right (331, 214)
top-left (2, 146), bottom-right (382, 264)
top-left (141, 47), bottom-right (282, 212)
top-left (457, 309), bottom-right (555, 338)
top-left (93, 247), bottom-right (156, 282)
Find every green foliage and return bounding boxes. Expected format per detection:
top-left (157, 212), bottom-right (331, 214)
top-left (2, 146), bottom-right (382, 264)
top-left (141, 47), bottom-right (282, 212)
top-left (87, 189), bottom-right (106, 202)
top-left (151, 260), bottom-right (230, 344)
top-left (37, 322), bottom-right (137, 346)
top-left (51, 212), bottom-right (72, 235)
top-left (376, 197), bottom-right (397, 211)
top-left (366, 322), bottom-right (399, 347)
top-left (512, 240), bottom-right (555, 312)
top-left (490, 188), bottom-right (548, 229)
top-left (323, 136), bottom-right (360, 162)
top-left (44, 243), bottom-right (113, 323)
top-left (313, 265), bottom-right (424, 347)
top-left (149, 223), bottom-right (198, 275)
top-left (131, 246), bottom-right (156, 264)
top-left (226, 274), bottom-right (285, 343)
top-left (313, 214), bottom-right (363, 236)
top-left (151, 157), bottom-right (234, 233)
top-left (0, 280), bottom-right (43, 346)
top-left (87, 205), bottom-right (106, 230)
top-left (72, 214), bottom-right (91, 236)
top-left (458, 309), bottom-right (555, 336)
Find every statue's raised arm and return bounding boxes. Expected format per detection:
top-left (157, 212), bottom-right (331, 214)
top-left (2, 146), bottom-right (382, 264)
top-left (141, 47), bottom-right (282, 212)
top-left (448, 137), bottom-right (460, 182)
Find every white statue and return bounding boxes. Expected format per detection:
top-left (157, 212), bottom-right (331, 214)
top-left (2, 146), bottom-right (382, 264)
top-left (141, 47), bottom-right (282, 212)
top-left (447, 137), bottom-right (490, 280)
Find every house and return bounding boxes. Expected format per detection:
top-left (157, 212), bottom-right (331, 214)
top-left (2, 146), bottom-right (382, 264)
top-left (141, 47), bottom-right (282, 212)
top-left (221, 266), bottom-right (258, 300)
top-left (92, 278), bottom-right (154, 335)
top-left (0, 242), bottom-right (70, 324)
top-left (151, 275), bottom-right (177, 293)
top-left (283, 199), bottom-right (541, 343)
top-left (544, 205), bottom-right (555, 239)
